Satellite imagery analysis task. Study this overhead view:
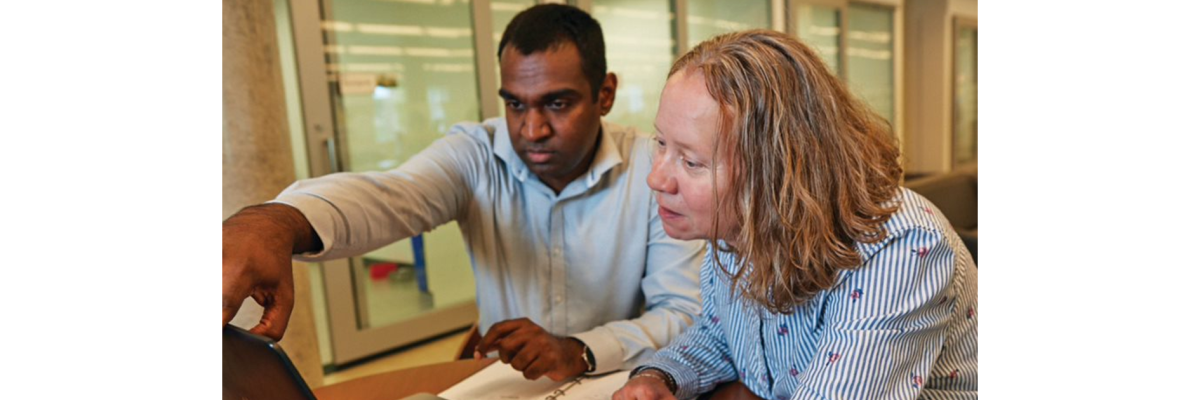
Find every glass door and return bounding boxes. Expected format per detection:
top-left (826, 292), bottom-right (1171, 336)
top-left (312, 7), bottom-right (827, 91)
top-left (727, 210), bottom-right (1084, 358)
top-left (287, 0), bottom-right (532, 366)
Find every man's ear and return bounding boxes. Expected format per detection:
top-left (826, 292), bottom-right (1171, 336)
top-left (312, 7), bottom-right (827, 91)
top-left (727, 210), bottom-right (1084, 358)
top-left (598, 72), bottom-right (617, 116)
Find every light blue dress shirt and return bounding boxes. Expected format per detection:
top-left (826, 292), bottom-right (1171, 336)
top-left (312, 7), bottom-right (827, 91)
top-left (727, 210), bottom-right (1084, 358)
top-left (273, 118), bottom-right (704, 373)
top-left (642, 188), bottom-right (978, 399)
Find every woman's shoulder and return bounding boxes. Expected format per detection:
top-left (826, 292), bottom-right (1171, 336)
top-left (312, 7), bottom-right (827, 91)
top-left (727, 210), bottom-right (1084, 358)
top-left (855, 187), bottom-right (960, 262)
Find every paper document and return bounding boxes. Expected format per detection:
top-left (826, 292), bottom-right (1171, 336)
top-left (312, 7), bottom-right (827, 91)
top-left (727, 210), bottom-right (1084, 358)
top-left (438, 361), bottom-right (628, 400)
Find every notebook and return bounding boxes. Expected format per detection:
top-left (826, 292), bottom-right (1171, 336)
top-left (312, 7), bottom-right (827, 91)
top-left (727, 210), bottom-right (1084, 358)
top-left (438, 361), bottom-right (629, 400)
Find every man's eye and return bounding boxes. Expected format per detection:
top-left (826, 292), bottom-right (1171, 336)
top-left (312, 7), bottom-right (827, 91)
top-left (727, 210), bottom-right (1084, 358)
top-left (506, 101), bottom-right (524, 110)
top-left (548, 100), bottom-right (568, 110)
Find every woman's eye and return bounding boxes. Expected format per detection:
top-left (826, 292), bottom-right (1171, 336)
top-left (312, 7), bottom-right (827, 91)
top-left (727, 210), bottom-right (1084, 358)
top-left (684, 160), bottom-right (702, 169)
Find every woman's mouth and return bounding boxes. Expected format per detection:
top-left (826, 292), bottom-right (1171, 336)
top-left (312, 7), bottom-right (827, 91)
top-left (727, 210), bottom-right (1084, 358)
top-left (658, 205), bottom-right (683, 220)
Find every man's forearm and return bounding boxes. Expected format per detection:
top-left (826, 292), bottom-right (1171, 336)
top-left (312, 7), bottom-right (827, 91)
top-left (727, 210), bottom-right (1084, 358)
top-left (225, 203), bottom-right (323, 254)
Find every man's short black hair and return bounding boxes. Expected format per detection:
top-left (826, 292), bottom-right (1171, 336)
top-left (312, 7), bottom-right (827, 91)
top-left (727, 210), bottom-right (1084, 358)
top-left (497, 4), bottom-right (607, 99)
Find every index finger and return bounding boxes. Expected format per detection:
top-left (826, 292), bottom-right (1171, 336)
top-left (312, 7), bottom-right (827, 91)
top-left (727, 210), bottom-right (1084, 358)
top-left (476, 318), bottom-right (530, 355)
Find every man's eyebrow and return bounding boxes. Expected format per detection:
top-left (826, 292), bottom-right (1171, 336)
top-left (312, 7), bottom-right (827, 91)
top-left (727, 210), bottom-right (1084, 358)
top-left (540, 89), bottom-right (582, 102)
top-left (498, 89), bottom-right (516, 100)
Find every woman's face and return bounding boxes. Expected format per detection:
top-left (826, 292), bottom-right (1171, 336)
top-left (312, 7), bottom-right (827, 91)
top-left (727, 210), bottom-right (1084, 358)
top-left (648, 69), bottom-right (734, 242)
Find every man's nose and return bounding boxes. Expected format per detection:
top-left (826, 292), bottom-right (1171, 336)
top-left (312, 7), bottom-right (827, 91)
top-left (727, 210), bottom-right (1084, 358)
top-left (522, 110), bottom-right (551, 142)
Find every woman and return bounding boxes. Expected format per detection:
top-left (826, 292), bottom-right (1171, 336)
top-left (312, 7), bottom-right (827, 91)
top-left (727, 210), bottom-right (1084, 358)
top-left (612, 30), bottom-right (977, 400)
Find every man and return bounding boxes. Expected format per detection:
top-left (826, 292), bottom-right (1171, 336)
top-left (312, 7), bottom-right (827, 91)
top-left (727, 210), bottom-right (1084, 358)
top-left (221, 4), bottom-right (702, 382)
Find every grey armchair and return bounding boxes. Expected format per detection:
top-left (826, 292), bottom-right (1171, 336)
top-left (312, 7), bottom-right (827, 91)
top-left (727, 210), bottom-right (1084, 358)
top-left (904, 163), bottom-right (977, 263)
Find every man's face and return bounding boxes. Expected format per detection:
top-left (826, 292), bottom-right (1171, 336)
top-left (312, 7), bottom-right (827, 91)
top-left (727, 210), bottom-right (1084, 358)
top-left (499, 43), bottom-right (615, 192)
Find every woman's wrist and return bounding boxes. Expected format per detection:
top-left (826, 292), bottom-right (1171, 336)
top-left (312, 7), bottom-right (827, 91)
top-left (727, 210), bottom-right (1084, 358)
top-left (629, 367), bottom-right (678, 394)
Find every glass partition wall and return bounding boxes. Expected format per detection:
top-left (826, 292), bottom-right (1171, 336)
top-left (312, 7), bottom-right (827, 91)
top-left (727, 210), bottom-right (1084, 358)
top-left (790, 0), bottom-right (900, 132)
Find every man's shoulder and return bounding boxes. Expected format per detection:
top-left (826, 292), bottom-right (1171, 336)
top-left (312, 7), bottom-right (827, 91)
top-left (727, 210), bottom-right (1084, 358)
top-left (601, 120), bottom-right (653, 162)
top-left (446, 118), bottom-right (503, 149)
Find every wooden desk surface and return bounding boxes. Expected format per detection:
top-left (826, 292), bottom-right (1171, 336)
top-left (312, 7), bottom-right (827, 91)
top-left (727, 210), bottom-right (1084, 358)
top-left (312, 358), bottom-right (761, 400)
top-left (314, 358), bottom-right (495, 400)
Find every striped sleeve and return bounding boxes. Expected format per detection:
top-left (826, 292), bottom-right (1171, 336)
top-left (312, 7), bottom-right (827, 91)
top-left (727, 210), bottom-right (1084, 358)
top-left (791, 226), bottom-right (959, 400)
top-left (640, 249), bottom-right (738, 399)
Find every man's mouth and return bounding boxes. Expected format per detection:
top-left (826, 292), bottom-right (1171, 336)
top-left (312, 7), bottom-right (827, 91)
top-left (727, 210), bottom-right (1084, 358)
top-left (526, 150), bottom-right (553, 163)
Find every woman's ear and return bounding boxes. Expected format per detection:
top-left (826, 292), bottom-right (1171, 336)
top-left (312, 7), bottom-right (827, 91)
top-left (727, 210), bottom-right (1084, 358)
top-left (598, 72), bottom-right (617, 116)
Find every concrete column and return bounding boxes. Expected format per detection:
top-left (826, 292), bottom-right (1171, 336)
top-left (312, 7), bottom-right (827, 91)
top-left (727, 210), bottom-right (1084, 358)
top-left (902, 0), bottom-right (978, 176)
top-left (223, 0), bottom-right (324, 388)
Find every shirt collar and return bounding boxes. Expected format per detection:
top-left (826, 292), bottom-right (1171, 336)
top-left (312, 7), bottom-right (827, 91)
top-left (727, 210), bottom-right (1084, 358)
top-left (492, 119), bottom-right (624, 189)
top-left (491, 119), bottom-right (530, 182)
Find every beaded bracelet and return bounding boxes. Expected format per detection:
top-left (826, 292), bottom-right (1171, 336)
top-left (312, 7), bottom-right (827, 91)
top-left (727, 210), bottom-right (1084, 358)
top-left (629, 367), bottom-right (678, 394)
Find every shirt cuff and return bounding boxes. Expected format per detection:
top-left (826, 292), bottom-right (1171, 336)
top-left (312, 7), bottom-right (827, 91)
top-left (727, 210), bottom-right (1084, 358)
top-left (570, 326), bottom-right (624, 375)
top-left (641, 356), bottom-right (702, 400)
top-left (267, 195), bottom-right (336, 260)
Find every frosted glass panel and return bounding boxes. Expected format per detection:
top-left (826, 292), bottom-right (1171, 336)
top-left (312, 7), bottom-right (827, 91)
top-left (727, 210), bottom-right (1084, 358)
top-left (322, 0), bottom-right (479, 329)
top-left (593, 0), bottom-right (674, 134)
top-left (793, 3), bottom-right (841, 75)
top-left (846, 3), bottom-right (894, 123)
top-left (490, 1), bottom-right (538, 115)
top-left (686, 0), bottom-right (770, 49)
top-left (953, 23), bottom-right (978, 166)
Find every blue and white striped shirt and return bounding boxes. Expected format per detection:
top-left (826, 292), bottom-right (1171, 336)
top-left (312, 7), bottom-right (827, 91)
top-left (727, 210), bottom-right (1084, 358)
top-left (642, 188), bottom-right (977, 400)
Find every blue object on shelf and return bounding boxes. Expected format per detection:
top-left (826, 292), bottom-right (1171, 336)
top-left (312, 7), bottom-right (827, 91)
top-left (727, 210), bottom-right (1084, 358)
top-left (411, 234), bottom-right (428, 292)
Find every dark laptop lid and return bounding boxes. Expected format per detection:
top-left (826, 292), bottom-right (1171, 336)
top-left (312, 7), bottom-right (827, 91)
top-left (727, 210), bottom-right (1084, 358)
top-left (223, 325), bottom-right (318, 400)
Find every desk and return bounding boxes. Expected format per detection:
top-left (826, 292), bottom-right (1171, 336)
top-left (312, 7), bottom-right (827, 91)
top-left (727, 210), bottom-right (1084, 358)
top-left (314, 359), bottom-right (495, 400)
top-left (313, 358), bottom-right (760, 400)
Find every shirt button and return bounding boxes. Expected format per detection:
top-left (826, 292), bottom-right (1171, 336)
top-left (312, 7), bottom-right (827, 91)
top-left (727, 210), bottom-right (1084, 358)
top-left (555, 295), bottom-right (563, 304)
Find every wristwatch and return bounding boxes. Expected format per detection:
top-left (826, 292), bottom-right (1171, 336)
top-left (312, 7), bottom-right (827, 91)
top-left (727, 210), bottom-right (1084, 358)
top-left (579, 341), bottom-right (596, 373)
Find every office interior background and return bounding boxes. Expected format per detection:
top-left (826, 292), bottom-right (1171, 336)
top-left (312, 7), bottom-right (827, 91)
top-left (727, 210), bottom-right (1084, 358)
top-left (223, 0), bottom-right (978, 388)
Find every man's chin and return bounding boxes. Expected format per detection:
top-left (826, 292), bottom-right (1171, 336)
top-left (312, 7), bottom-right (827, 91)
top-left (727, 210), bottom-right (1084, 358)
top-left (525, 162), bottom-right (560, 175)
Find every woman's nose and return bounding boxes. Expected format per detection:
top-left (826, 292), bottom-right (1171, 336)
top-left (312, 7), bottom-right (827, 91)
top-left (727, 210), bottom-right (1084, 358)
top-left (647, 155), bottom-right (676, 194)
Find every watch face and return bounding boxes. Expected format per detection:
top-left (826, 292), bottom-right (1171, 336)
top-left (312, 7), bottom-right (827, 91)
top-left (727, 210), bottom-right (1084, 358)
top-left (582, 345), bottom-right (596, 372)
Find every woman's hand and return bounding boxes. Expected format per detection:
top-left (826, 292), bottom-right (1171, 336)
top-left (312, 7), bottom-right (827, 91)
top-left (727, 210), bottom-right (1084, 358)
top-left (612, 370), bottom-right (677, 400)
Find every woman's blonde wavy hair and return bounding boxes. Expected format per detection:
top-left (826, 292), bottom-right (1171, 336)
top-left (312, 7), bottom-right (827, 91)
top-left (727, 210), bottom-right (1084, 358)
top-left (671, 29), bottom-right (903, 313)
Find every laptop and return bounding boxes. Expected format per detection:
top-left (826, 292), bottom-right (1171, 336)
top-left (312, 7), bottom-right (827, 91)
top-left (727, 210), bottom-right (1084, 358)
top-left (223, 325), bottom-right (318, 400)
top-left (223, 325), bottom-right (447, 400)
